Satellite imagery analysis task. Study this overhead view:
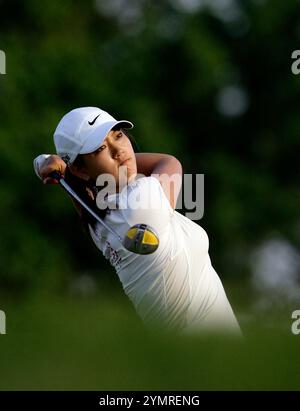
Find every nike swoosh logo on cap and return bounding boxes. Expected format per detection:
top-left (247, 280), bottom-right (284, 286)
top-left (88, 114), bottom-right (101, 125)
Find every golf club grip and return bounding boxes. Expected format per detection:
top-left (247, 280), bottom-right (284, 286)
top-left (48, 170), bottom-right (63, 181)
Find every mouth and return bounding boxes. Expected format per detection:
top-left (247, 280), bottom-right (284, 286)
top-left (120, 158), bottom-right (131, 166)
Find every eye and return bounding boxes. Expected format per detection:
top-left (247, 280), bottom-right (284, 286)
top-left (116, 132), bottom-right (123, 139)
top-left (95, 145), bottom-right (106, 153)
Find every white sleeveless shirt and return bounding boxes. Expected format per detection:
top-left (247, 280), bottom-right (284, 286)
top-left (88, 176), bottom-right (241, 335)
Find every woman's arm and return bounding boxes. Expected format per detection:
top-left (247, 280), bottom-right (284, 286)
top-left (34, 154), bottom-right (84, 216)
top-left (135, 153), bottom-right (182, 209)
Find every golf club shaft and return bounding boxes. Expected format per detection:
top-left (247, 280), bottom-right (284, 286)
top-left (49, 171), bottom-right (123, 243)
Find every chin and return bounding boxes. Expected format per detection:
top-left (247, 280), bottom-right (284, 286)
top-left (128, 172), bottom-right (137, 183)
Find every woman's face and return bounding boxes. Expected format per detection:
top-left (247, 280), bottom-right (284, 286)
top-left (73, 128), bottom-right (137, 191)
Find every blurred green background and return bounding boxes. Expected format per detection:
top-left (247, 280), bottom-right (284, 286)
top-left (0, 0), bottom-right (300, 390)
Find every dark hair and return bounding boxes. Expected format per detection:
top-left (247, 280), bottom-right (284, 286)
top-left (65, 128), bottom-right (139, 232)
top-left (64, 165), bottom-right (104, 232)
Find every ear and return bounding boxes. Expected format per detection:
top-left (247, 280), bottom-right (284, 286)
top-left (69, 164), bottom-right (90, 181)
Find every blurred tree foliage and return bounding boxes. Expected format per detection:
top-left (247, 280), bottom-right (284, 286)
top-left (0, 0), bottom-right (299, 295)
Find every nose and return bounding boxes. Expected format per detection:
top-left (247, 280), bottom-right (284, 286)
top-left (107, 134), bottom-right (127, 161)
top-left (111, 145), bottom-right (126, 161)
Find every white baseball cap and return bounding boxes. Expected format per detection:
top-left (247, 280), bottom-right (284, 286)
top-left (53, 107), bottom-right (134, 165)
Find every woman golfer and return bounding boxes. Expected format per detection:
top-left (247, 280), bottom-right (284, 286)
top-left (33, 106), bottom-right (241, 336)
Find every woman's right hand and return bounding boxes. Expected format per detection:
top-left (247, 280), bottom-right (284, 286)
top-left (39, 155), bottom-right (67, 184)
